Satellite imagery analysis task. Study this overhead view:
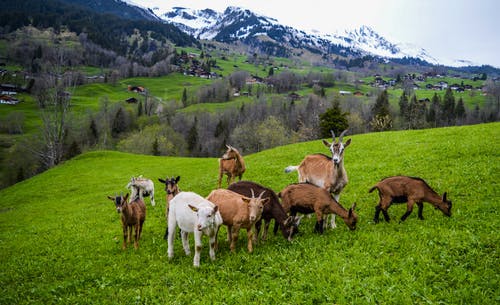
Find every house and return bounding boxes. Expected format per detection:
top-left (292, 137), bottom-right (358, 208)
top-left (128, 85), bottom-right (145, 93)
top-left (339, 90), bottom-right (352, 95)
top-left (0, 94), bottom-right (19, 105)
top-left (353, 91), bottom-right (364, 97)
top-left (126, 97), bottom-right (138, 103)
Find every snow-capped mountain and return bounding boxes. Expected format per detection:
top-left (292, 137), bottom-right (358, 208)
top-left (158, 6), bottom-right (438, 64)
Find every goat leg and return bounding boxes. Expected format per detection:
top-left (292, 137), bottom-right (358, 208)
top-left (417, 202), bottom-right (424, 220)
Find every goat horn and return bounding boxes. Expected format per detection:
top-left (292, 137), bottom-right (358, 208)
top-left (339, 129), bottom-right (348, 143)
top-left (330, 130), bottom-right (336, 141)
top-left (251, 188), bottom-right (255, 198)
top-left (258, 191), bottom-right (266, 199)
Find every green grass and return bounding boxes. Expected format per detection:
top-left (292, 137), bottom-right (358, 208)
top-left (0, 123), bottom-right (498, 304)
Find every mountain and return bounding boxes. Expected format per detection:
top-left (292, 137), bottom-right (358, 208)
top-left (158, 6), bottom-right (437, 64)
top-left (59, 0), bottom-right (161, 21)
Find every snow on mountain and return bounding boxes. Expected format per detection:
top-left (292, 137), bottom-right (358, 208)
top-left (155, 5), bottom-right (441, 64)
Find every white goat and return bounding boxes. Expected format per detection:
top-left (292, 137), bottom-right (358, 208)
top-left (285, 129), bottom-right (351, 229)
top-left (126, 176), bottom-right (155, 206)
top-left (167, 192), bottom-right (223, 267)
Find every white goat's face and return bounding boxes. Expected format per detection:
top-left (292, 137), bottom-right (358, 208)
top-left (196, 207), bottom-right (218, 231)
top-left (330, 142), bottom-right (345, 165)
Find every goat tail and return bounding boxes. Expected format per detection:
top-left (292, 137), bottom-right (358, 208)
top-left (368, 186), bottom-right (378, 193)
top-left (284, 165), bottom-right (298, 173)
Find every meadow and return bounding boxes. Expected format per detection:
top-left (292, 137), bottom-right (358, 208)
top-left (0, 122), bottom-right (498, 304)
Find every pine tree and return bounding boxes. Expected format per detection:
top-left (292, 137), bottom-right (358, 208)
top-left (455, 97), bottom-right (466, 123)
top-left (181, 88), bottom-right (187, 107)
top-left (187, 117), bottom-right (198, 153)
top-left (399, 91), bottom-right (409, 128)
top-left (319, 102), bottom-right (349, 138)
top-left (152, 138), bottom-right (160, 156)
top-left (370, 90), bottom-right (392, 131)
top-left (442, 88), bottom-right (456, 125)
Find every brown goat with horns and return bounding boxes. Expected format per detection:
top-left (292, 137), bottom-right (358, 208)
top-left (218, 145), bottom-right (246, 188)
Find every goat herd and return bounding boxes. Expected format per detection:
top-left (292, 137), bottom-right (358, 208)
top-left (107, 130), bottom-right (453, 267)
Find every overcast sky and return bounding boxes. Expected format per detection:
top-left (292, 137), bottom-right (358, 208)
top-left (134, 0), bottom-right (500, 67)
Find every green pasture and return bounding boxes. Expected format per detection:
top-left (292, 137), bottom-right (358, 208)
top-left (0, 123), bottom-right (498, 304)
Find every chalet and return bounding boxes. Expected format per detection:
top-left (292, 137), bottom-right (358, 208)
top-left (353, 91), bottom-right (364, 97)
top-left (339, 90), bottom-right (352, 95)
top-left (418, 98), bottom-right (430, 103)
top-left (126, 97), bottom-right (138, 103)
top-left (128, 85), bottom-right (145, 93)
top-left (0, 95), bottom-right (19, 105)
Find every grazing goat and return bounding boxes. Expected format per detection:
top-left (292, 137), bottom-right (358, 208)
top-left (285, 129), bottom-right (351, 229)
top-left (228, 180), bottom-right (300, 242)
top-left (369, 176), bottom-right (452, 223)
top-left (158, 176), bottom-right (181, 239)
top-left (167, 192), bottom-right (223, 267)
top-left (107, 192), bottom-right (146, 250)
top-left (126, 176), bottom-right (155, 206)
top-left (218, 145), bottom-right (246, 188)
top-left (206, 189), bottom-right (268, 253)
top-left (279, 183), bottom-right (357, 234)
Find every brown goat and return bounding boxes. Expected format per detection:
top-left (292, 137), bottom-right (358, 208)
top-left (107, 192), bottom-right (146, 250)
top-left (158, 176), bottom-right (181, 240)
top-left (218, 145), bottom-right (246, 188)
top-left (206, 189), bottom-right (268, 253)
top-left (279, 183), bottom-right (357, 234)
top-left (228, 180), bottom-right (301, 242)
top-left (369, 176), bottom-right (452, 223)
top-left (285, 129), bottom-right (351, 229)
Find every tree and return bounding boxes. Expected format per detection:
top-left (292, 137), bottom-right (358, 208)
top-left (407, 95), bottom-right (426, 129)
top-left (399, 91), bottom-right (409, 128)
top-left (455, 97), bottom-right (466, 124)
top-left (370, 90), bottom-right (392, 131)
top-left (181, 87), bottom-right (188, 107)
top-left (187, 117), bottom-right (198, 154)
top-left (442, 88), bottom-right (456, 125)
top-left (426, 93), bottom-right (441, 127)
top-left (319, 102), bottom-right (349, 138)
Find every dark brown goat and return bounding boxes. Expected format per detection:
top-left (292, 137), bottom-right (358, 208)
top-left (158, 176), bottom-right (181, 240)
top-left (369, 176), bottom-right (452, 223)
top-left (107, 192), bottom-right (146, 250)
top-left (218, 145), bottom-right (246, 188)
top-left (228, 181), bottom-right (300, 242)
top-left (279, 183), bottom-right (357, 233)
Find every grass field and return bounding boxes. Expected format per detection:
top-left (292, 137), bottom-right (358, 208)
top-left (0, 123), bottom-right (498, 304)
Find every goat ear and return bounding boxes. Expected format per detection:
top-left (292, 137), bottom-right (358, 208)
top-left (107, 196), bottom-right (115, 201)
top-left (175, 176), bottom-right (181, 183)
top-left (212, 205), bottom-right (219, 215)
top-left (322, 139), bottom-right (331, 148)
top-left (261, 197), bottom-right (270, 206)
top-left (158, 178), bottom-right (166, 183)
top-left (124, 193), bottom-right (130, 202)
top-left (188, 204), bottom-right (198, 212)
top-left (344, 138), bottom-right (352, 147)
top-left (242, 197), bottom-right (251, 204)
top-left (443, 192), bottom-right (447, 201)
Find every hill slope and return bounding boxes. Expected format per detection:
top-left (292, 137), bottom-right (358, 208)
top-left (0, 123), bottom-right (498, 304)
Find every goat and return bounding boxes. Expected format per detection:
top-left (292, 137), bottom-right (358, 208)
top-left (218, 145), bottom-right (246, 188)
top-left (206, 189), bottom-right (269, 253)
top-left (369, 176), bottom-right (452, 223)
top-left (167, 192), bottom-right (223, 267)
top-left (107, 192), bottom-right (146, 250)
top-left (158, 176), bottom-right (181, 240)
top-left (279, 183), bottom-right (357, 234)
top-left (285, 129), bottom-right (351, 229)
top-left (126, 176), bottom-right (155, 206)
top-left (228, 180), bottom-right (300, 242)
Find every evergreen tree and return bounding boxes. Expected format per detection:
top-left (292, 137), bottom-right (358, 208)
top-left (370, 90), bottom-right (392, 131)
top-left (399, 91), bottom-right (409, 127)
top-left (268, 67), bottom-right (274, 77)
top-left (442, 88), bottom-right (456, 125)
top-left (181, 88), bottom-right (187, 107)
top-left (319, 102), bottom-right (349, 138)
top-left (112, 107), bottom-right (127, 138)
top-left (426, 93), bottom-right (441, 127)
top-left (152, 138), bottom-right (160, 156)
top-left (187, 117), bottom-right (198, 153)
top-left (455, 97), bottom-right (466, 123)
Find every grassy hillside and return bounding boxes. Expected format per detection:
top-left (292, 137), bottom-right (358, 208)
top-left (0, 123), bottom-right (499, 304)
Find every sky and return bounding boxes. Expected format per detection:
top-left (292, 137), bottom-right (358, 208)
top-left (132, 0), bottom-right (500, 67)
